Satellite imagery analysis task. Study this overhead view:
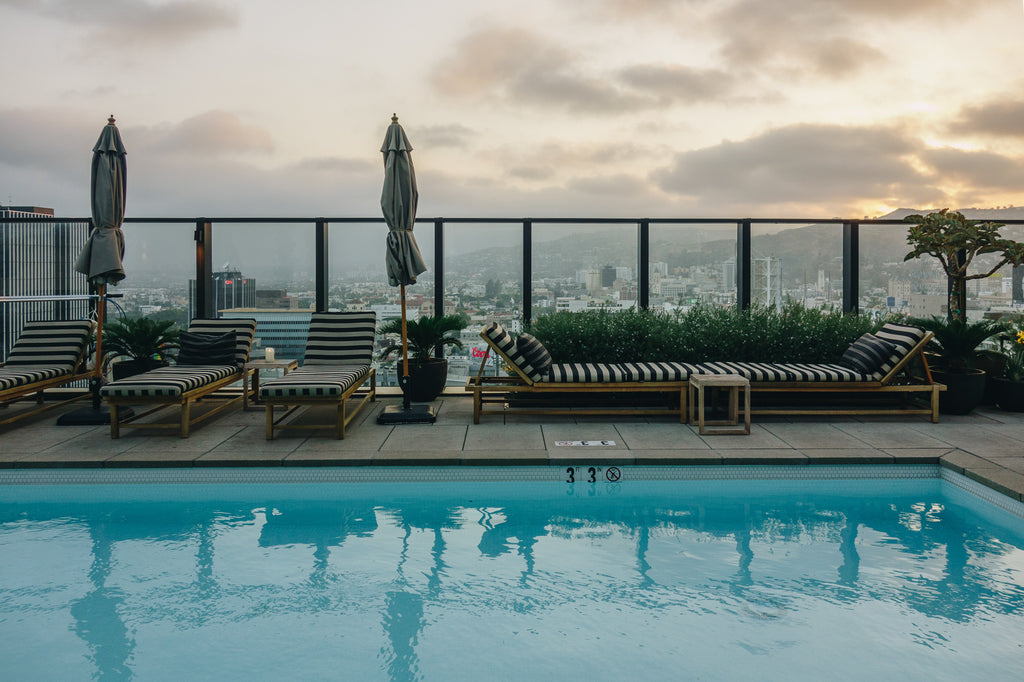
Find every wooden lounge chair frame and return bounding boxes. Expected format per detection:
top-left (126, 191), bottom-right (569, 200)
top-left (0, 320), bottom-right (98, 427)
top-left (466, 329), bottom-right (688, 424)
top-left (103, 319), bottom-right (257, 438)
top-left (261, 312), bottom-right (378, 440)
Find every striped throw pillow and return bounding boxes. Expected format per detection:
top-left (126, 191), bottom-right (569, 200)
top-left (176, 331), bottom-right (237, 366)
top-left (516, 333), bottom-right (552, 378)
top-left (839, 333), bottom-right (896, 374)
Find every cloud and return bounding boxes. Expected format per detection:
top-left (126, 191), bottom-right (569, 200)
top-left (948, 99), bottom-right (1024, 138)
top-left (0, 0), bottom-right (239, 43)
top-left (430, 27), bottom-right (752, 113)
top-left (414, 123), bottom-right (476, 149)
top-left (139, 111), bottom-right (275, 156)
top-left (652, 123), bottom-right (934, 208)
top-left (919, 147), bottom-right (1024, 190)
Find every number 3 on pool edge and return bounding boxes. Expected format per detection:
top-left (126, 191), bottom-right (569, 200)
top-left (588, 467), bottom-right (597, 483)
top-left (566, 467), bottom-right (574, 483)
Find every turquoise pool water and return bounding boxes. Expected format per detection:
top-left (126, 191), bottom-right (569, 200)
top-left (2, 466), bottom-right (1023, 681)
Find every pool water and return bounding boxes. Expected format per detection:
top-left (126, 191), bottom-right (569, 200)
top-left (2, 470), bottom-right (1024, 681)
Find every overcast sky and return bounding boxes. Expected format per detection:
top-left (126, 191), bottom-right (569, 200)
top-left (2, 0), bottom-right (1024, 222)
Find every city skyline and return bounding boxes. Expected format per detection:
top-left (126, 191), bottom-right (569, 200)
top-left (2, 1), bottom-right (1024, 225)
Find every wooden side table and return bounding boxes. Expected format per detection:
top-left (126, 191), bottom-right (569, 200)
top-left (243, 359), bottom-right (298, 410)
top-left (688, 374), bottom-right (751, 435)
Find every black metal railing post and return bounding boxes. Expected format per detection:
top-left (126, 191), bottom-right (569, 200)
top-left (433, 220), bottom-right (445, 333)
top-left (523, 219), bottom-right (533, 324)
top-left (194, 220), bottom-right (213, 320)
top-left (315, 218), bottom-right (328, 312)
top-left (638, 220), bottom-right (650, 310)
top-left (737, 220), bottom-right (752, 310)
top-left (843, 221), bottom-right (859, 315)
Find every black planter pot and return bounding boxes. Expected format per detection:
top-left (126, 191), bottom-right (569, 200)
top-left (112, 358), bottom-right (167, 381)
top-left (933, 369), bottom-right (987, 415)
top-left (993, 377), bottom-right (1024, 412)
top-left (398, 359), bottom-right (448, 402)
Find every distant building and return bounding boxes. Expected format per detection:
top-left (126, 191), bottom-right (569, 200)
top-left (888, 278), bottom-right (911, 307)
top-left (220, 308), bottom-right (312, 363)
top-left (188, 265), bottom-right (256, 320)
top-left (1, 206), bottom-right (89, 359)
top-left (908, 294), bottom-right (947, 319)
top-left (601, 265), bottom-right (616, 287)
top-left (255, 289), bottom-right (297, 310)
top-left (1014, 265), bottom-right (1024, 305)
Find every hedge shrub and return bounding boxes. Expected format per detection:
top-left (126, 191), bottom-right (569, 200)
top-left (527, 303), bottom-right (880, 364)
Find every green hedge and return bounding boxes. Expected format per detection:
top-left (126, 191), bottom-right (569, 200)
top-left (527, 304), bottom-right (880, 364)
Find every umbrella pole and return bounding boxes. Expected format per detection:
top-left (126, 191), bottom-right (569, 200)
top-left (92, 283), bottom-right (106, 409)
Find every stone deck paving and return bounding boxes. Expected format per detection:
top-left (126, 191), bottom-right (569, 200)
top-left (2, 394), bottom-right (1024, 500)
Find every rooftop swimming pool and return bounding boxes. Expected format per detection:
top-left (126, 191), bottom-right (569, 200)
top-left (2, 465), bottom-right (1023, 681)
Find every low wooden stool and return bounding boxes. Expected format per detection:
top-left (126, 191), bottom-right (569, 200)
top-left (688, 374), bottom-right (751, 435)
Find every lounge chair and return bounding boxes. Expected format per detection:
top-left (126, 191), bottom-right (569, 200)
top-left (466, 322), bottom-right (693, 423)
top-left (260, 312), bottom-right (376, 439)
top-left (101, 318), bottom-right (257, 437)
top-left (0, 319), bottom-right (96, 427)
top-left (693, 322), bottom-right (944, 422)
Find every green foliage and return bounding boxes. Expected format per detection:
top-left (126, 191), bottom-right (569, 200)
top-left (904, 209), bottom-right (1024, 323)
top-left (528, 303), bottom-right (879, 364)
top-left (1002, 324), bottom-right (1024, 382)
top-left (380, 313), bottom-right (469, 361)
top-left (102, 317), bottom-right (180, 363)
top-left (909, 316), bottom-right (1008, 372)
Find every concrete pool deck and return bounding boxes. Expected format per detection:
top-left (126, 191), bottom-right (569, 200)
top-left (2, 395), bottom-right (1024, 500)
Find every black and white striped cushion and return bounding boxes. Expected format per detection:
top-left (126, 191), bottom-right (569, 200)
top-left (0, 366), bottom-right (70, 391)
top-left (260, 365), bottom-right (370, 399)
top-left (838, 333), bottom-right (896, 375)
top-left (482, 322), bottom-right (536, 382)
top-left (303, 312), bottom-right (376, 365)
top-left (546, 363), bottom-right (628, 382)
top-left (100, 365), bottom-right (238, 398)
top-left (515, 333), bottom-right (552, 382)
top-left (187, 319), bottom-right (257, 367)
top-left (5, 320), bottom-right (92, 370)
top-left (776, 363), bottom-right (871, 382)
top-left (619, 361), bottom-right (698, 381)
top-left (696, 361), bottom-right (791, 381)
top-left (874, 323), bottom-right (927, 378)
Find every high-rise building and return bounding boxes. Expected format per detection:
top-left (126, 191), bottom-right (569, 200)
top-left (1, 206), bottom-right (90, 358)
top-left (188, 265), bottom-right (256, 320)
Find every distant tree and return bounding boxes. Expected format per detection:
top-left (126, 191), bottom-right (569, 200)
top-left (485, 278), bottom-right (502, 298)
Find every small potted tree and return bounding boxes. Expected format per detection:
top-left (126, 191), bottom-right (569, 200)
top-left (102, 317), bottom-right (180, 380)
top-left (904, 209), bottom-right (1024, 413)
top-left (994, 325), bottom-right (1024, 412)
top-left (380, 313), bottom-right (468, 401)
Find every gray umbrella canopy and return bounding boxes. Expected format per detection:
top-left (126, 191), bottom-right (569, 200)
top-left (381, 115), bottom-right (427, 286)
top-left (75, 116), bottom-right (126, 286)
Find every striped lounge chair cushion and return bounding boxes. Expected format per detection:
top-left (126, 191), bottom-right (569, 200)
top-left (696, 361), bottom-right (791, 381)
top-left (303, 312), bottom-right (376, 365)
top-left (619, 361), bottom-right (699, 381)
top-left (186, 318), bottom-right (257, 367)
top-left (100, 365), bottom-right (239, 398)
top-left (4, 320), bottom-right (92, 370)
top-left (873, 323), bottom-right (927, 379)
top-left (482, 322), bottom-right (545, 382)
top-left (0, 366), bottom-right (72, 392)
top-left (516, 333), bottom-right (553, 381)
top-left (838, 333), bottom-right (896, 375)
top-left (260, 365), bottom-right (371, 399)
top-left (773, 363), bottom-right (873, 382)
top-left (546, 363), bottom-right (628, 382)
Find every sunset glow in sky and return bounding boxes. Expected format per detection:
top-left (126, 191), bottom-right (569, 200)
top-left (2, 0), bottom-right (1024, 220)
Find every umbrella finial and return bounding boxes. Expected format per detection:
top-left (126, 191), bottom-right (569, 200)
top-left (108, 115), bottom-right (116, 125)
top-left (391, 113), bottom-right (398, 123)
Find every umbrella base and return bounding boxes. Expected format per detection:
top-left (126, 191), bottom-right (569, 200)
top-left (57, 406), bottom-right (133, 426)
top-left (377, 403), bottom-right (436, 425)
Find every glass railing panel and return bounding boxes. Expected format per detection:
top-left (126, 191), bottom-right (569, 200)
top-left (211, 221), bottom-right (315, 364)
top-left (750, 222), bottom-right (842, 311)
top-left (442, 222), bottom-right (522, 386)
top-left (649, 222), bottom-right (736, 310)
top-left (532, 222), bottom-right (638, 321)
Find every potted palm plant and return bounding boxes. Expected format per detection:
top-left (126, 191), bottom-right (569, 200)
top-left (380, 313), bottom-right (468, 401)
top-left (102, 317), bottom-right (180, 380)
top-left (994, 326), bottom-right (1024, 412)
top-left (909, 317), bottom-right (1007, 414)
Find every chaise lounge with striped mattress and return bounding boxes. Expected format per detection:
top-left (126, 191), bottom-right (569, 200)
top-left (260, 311), bottom-right (376, 440)
top-left (0, 319), bottom-right (96, 427)
top-left (466, 321), bottom-right (943, 424)
top-left (101, 318), bottom-right (257, 438)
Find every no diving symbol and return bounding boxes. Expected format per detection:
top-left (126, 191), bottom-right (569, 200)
top-left (605, 467), bottom-right (621, 482)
